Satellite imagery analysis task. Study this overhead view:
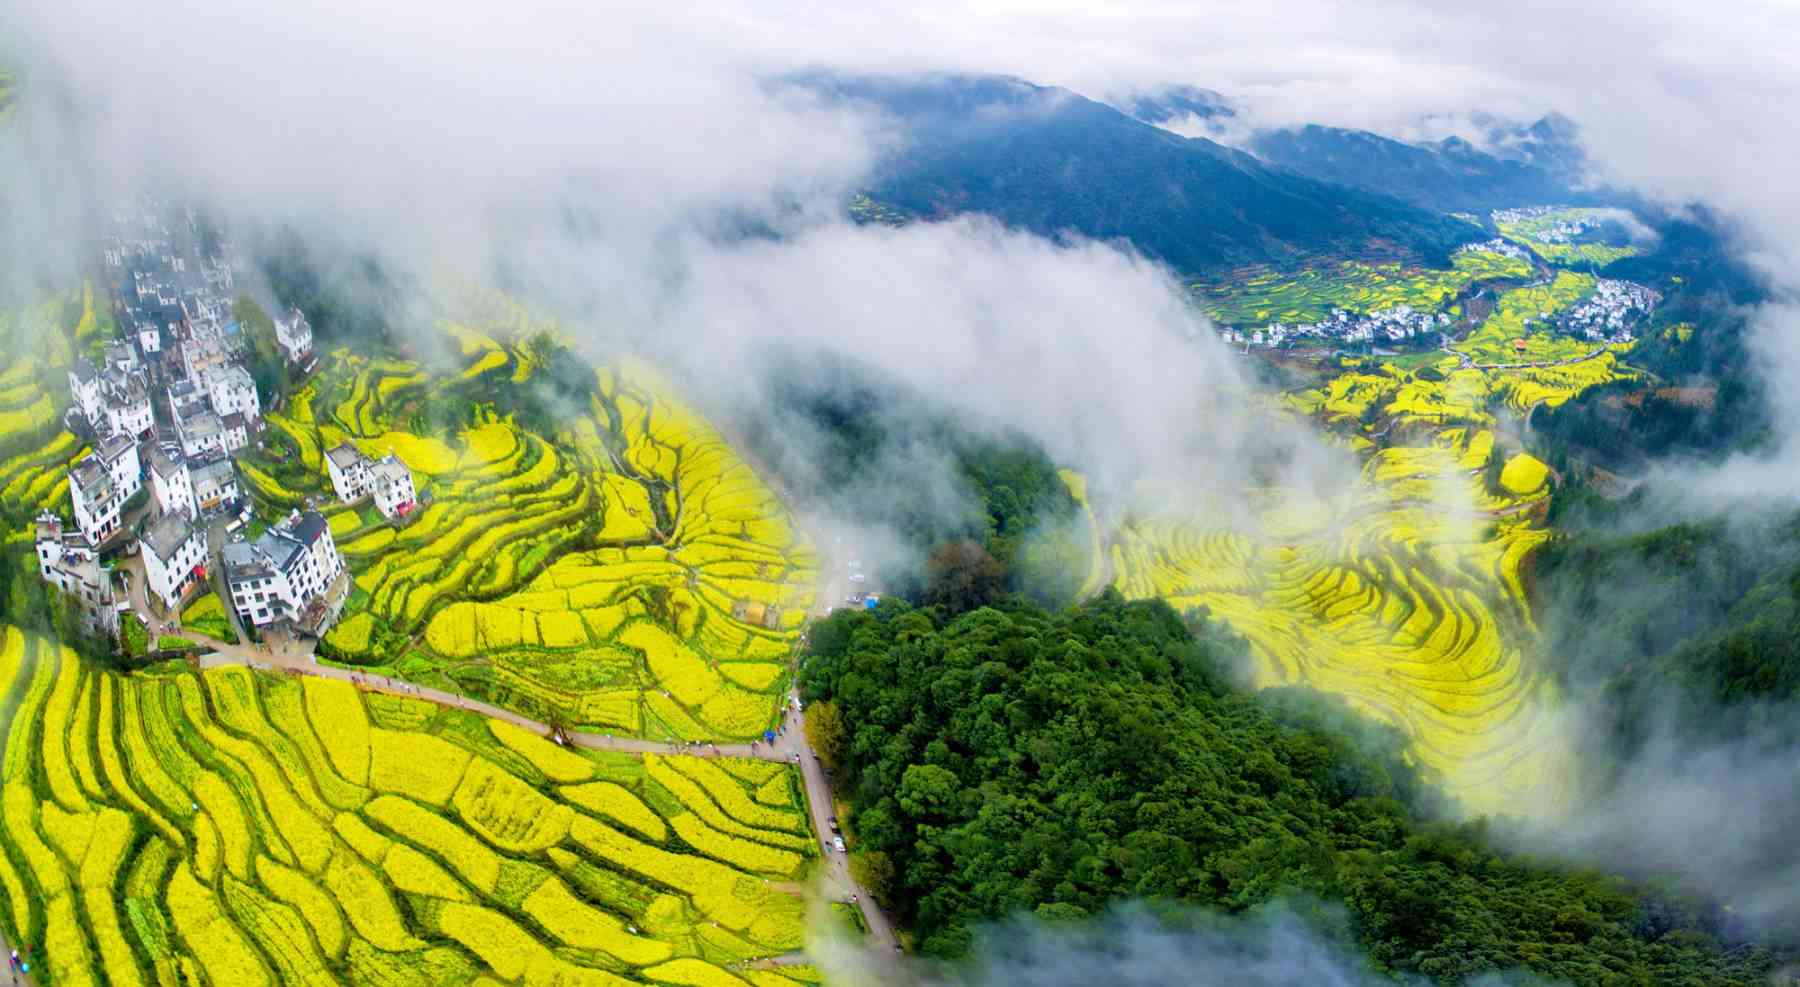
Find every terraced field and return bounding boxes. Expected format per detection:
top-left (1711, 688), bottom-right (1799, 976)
top-left (1113, 461), bottom-right (1560, 809)
top-left (1451, 270), bottom-right (1598, 365)
top-left (1113, 270), bottom-right (1640, 813)
top-left (0, 625), bottom-right (825, 987)
top-left (245, 313), bottom-right (815, 741)
top-left (1190, 247), bottom-right (1533, 327)
top-left (0, 286), bottom-right (106, 522)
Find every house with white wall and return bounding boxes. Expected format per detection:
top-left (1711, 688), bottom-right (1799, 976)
top-left (141, 511), bottom-right (207, 613)
top-left (148, 447), bottom-right (196, 520)
top-left (69, 435), bottom-right (142, 545)
top-left (368, 455), bottom-right (416, 519)
top-left (222, 510), bottom-right (344, 631)
top-left (326, 443), bottom-right (372, 501)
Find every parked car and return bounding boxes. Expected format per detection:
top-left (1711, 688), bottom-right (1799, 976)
top-left (832, 836), bottom-right (846, 853)
top-left (828, 816), bottom-right (840, 833)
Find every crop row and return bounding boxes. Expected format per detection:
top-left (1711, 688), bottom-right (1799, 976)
top-left (0, 625), bottom-right (821, 986)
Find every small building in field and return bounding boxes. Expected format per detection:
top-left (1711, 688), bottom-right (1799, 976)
top-left (368, 454), bottom-right (415, 519)
top-left (274, 308), bottom-right (314, 365)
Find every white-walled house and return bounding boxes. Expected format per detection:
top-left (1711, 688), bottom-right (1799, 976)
top-left (176, 410), bottom-right (227, 460)
top-left (222, 510), bottom-right (345, 631)
top-left (368, 455), bottom-right (416, 519)
top-left (103, 376), bottom-right (155, 440)
top-left (220, 412), bottom-right (249, 453)
top-left (190, 456), bottom-right (240, 512)
top-left (325, 443), bottom-right (372, 502)
top-left (167, 379), bottom-right (207, 419)
top-left (180, 336), bottom-right (229, 384)
top-left (141, 512), bottom-right (207, 613)
top-left (208, 365), bottom-right (261, 423)
top-left (148, 447), bottom-right (196, 520)
top-left (68, 435), bottom-right (142, 545)
top-left (105, 343), bottom-right (139, 376)
top-left (69, 359), bottom-right (105, 425)
top-left (34, 514), bottom-right (118, 632)
top-left (274, 308), bottom-right (313, 365)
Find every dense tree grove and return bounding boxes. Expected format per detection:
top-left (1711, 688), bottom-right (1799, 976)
top-left (799, 592), bottom-right (1786, 983)
top-left (1535, 503), bottom-right (1800, 751)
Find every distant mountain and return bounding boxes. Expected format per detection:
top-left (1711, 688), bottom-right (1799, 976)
top-left (1116, 84), bottom-right (1235, 129)
top-left (795, 73), bottom-right (1480, 272)
top-left (1248, 116), bottom-right (1596, 214)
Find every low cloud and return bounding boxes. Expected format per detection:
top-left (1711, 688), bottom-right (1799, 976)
top-left (1507, 697), bottom-right (1800, 933)
top-left (808, 900), bottom-right (1557, 987)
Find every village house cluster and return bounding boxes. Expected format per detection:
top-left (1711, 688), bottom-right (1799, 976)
top-left (222, 510), bottom-right (346, 633)
top-left (1552, 277), bottom-right (1659, 343)
top-left (1220, 304), bottom-right (1452, 349)
top-left (34, 197), bottom-right (346, 643)
top-left (1491, 206), bottom-right (1603, 244)
top-left (1457, 237), bottom-right (1533, 262)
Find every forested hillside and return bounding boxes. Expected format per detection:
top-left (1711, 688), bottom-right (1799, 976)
top-left (801, 73), bottom-right (1480, 271)
top-left (1248, 118), bottom-right (1588, 214)
top-left (1535, 502), bottom-right (1800, 751)
top-left (798, 593), bottom-right (1784, 983)
top-left (732, 349), bottom-right (1088, 604)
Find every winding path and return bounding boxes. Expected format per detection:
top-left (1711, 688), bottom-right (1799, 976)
top-left (145, 566), bottom-right (901, 957)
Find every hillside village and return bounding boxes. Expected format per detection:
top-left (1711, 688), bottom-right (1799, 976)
top-left (1217, 236), bottom-right (1655, 353)
top-left (32, 199), bottom-right (408, 650)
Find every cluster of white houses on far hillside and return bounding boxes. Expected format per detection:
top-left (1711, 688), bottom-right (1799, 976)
top-left (326, 442), bottom-right (417, 519)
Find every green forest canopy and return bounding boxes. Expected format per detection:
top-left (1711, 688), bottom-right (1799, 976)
top-left (799, 592), bottom-right (1786, 984)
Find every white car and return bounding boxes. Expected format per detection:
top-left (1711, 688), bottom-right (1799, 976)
top-left (832, 836), bottom-right (846, 853)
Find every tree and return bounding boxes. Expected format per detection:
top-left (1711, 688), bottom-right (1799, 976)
top-left (233, 293), bottom-right (287, 405)
top-left (795, 593), bottom-right (1787, 983)
top-left (849, 850), bottom-right (896, 904)
top-left (804, 700), bottom-right (846, 772)
top-left (895, 763), bottom-right (960, 819)
top-left (922, 540), bottom-right (1005, 613)
top-left (1482, 439), bottom-right (1506, 495)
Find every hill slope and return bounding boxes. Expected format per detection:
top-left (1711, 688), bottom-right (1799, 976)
top-left (1249, 117), bottom-right (1590, 214)
top-left (799, 593), bottom-right (1785, 980)
top-left (802, 73), bottom-right (1479, 272)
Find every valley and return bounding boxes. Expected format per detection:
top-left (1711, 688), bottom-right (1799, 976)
top-left (1101, 209), bottom-right (1667, 811)
top-left (0, 31), bottom-right (1783, 979)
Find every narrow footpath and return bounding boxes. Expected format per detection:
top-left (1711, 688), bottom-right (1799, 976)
top-left (184, 627), bottom-right (899, 952)
top-left (117, 478), bottom-right (902, 955)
